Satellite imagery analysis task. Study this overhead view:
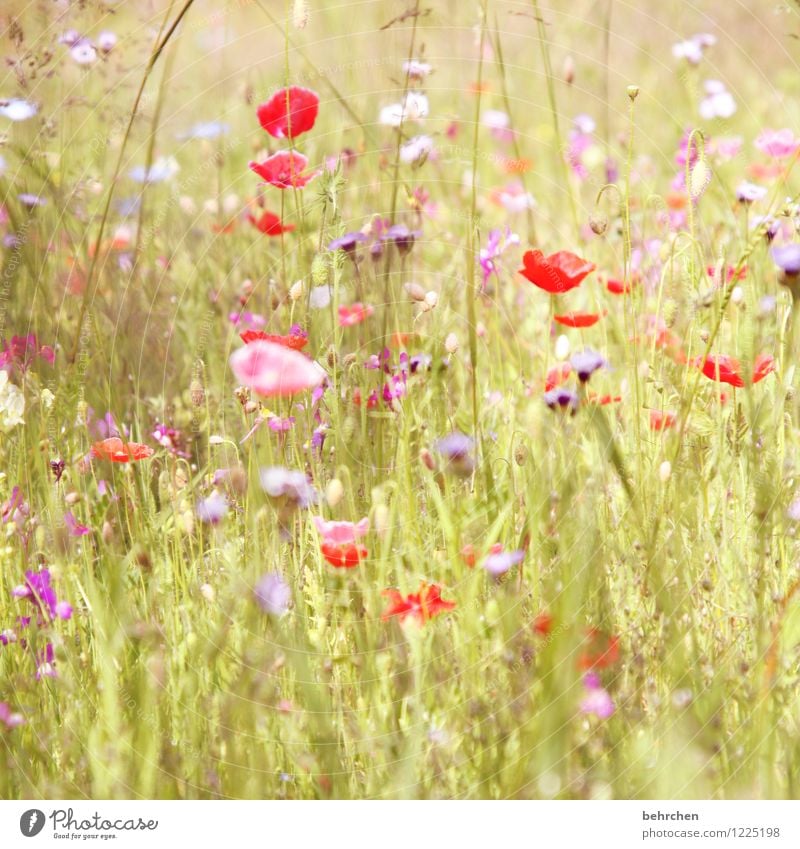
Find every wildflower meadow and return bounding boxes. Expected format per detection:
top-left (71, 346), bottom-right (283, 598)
top-left (2, 0), bottom-right (800, 806)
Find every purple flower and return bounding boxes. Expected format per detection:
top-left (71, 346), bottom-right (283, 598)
top-left (383, 224), bottom-right (422, 256)
top-left (479, 227), bottom-right (520, 287)
top-left (260, 467), bottom-right (318, 508)
top-left (735, 181), bottom-right (767, 203)
top-left (570, 349), bottom-right (606, 382)
top-left (197, 491), bottom-right (229, 525)
top-left (409, 353), bottom-right (432, 373)
top-left (255, 573), bottom-right (290, 616)
top-left (772, 244), bottom-right (800, 276)
top-left (544, 388), bottom-right (579, 414)
top-left (36, 643), bottom-right (57, 680)
top-left (18, 193), bottom-right (46, 208)
top-left (434, 431), bottom-right (476, 477)
top-left (483, 548), bottom-right (524, 577)
top-left (328, 232), bottom-right (368, 253)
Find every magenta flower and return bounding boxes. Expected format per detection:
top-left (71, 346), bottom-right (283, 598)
top-left (64, 511), bottom-right (90, 537)
top-left (12, 569), bottom-right (73, 622)
top-left (580, 672), bottom-right (615, 719)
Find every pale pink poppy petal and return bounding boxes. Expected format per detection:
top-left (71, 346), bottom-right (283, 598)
top-left (313, 516), bottom-right (370, 544)
top-left (230, 340), bottom-right (325, 397)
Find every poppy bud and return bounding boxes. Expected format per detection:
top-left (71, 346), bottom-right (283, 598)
top-left (405, 282), bottom-right (426, 301)
top-left (200, 583), bottom-right (215, 602)
top-left (191, 379), bottom-right (205, 407)
top-left (293, 0), bottom-right (309, 28)
top-left (420, 448), bottom-right (437, 471)
top-left (659, 460), bottom-right (672, 482)
top-left (589, 213), bottom-right (607, 235)
top-left (627, 84), bottom-right (640, 100)
top-left (326, 478), bottom-right (344, 507)
top-left (445, 332), bottom-right (459, 354)
top-left (102, 520), bottom-right (114, 544)
top-left (374, 503), bottom-right (390, 537)
top-left (424, 291), bottom-right (439, 309)
top-left (555, 334), bottom-right (570, 360)
top-left (514, 442), bottom-right (528, 466)
top-left (289, 280), bottom-right (305, 301)
top-left (563, 55), bottom-right (575, 85)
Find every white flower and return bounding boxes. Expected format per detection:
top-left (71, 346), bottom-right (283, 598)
top-left (129, 156), bottom-right (180, 184)
top-left (309, 285), bottom-right (332, 309)
top-left (379, 93), bottom-right (429, 127)
top-left (400, 134), bottom-right (434, 164)
top-left (71, 41), bottom-right (97, 65)
top-left (0, 99), bottom-right (37, 122)
top-left (403, 59), bottom-right (432, 79)
top-left (699, 80), bottom-right (736, 120)
top-left (0, 371), bottom-right (25, 431)
top-left (482, 109), bottom-right (509, 130)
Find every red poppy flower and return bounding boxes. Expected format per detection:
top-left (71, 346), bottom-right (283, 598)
top-left (249, 151), bottom-right (321, 189)
top-left (545, 362), bottom-right (572, 392)
top-left (381, 583), bottom-right (456, 624)
top-left (461, 544), bottom-right (477, 568)
top-left (519, 249), bottom-right (596, 294)
top-left (240, 330), bottom-right (308, 350)
top-left (320, 542), bottom-right (368, 568)
top-left (692, 355), bottom-right (745, 388)
top-left (578, 628), bottom-right (620, 670)
top-left (257, 86), bottom-right (320, 139)
top-left (532, 611), bottom-right (553, 636)
top-left (706, 264), bottom-right (746, 286)
top-left (587, 392), bottom-right (622, 405)
top-left (91, 438), bottom-right (154, 463)
top-left (649, 410), bottom-right (677, 431)
top-left (338, 303), bottom-right (374, 327)
top-left (352, 388), bottom-right (379, 409)
top-left (553, 310), bottom-right (605, 328)
top-left (248, 211), bottom-right (295, 236)
top-left (606, 277), bottom-right (632, 295)
top-left (753, 354), bottom-right (776, 383)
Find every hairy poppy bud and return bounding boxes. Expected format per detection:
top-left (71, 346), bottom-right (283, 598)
top-left (589, 213), bottom-right (607, 235)
top-left (326, 478), bottom-right (344, 507)
top-left (191, 379), bottom-right (205, 407)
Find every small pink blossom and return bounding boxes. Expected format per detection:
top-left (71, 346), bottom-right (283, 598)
top-left (755, 128), bottom-right (800, 159)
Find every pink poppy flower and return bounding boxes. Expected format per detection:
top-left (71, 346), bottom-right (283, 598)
top-left (313, 516), bottom-right (370, 544)
top-left (249, 151), bottom-right (321, 189)
top-left (230, 339), bottom-right (325, 397)
top-left (755, 128), bottom-right (800, 159)
top-left (338, 303), bottom-right (374, 326)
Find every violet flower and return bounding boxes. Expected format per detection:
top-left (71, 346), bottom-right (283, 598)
top-left (255, 573), bottom-right (291, 616)
top-left (434, 432), bottom-right (476, 477)
top-left (260, 467), bottom-right (318, 508)
top-left (570, 349), bottom-right (607, 382)
top-left (12, 569), bottom-right (73, 622)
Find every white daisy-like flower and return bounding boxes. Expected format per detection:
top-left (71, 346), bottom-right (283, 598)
top-left (0, 99), bottom-right (38, 122)
top-left (0, 370), bottom-right (25, 431)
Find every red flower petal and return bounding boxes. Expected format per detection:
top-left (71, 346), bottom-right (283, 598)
top-left (519, 249), bottom-right (595, 294)
top-left (240, 330), bottom-right (308, 350)
top-left (553, 311), bottom-right (605, 328)
top-left (249, 151), bottom-right (320, 189)
top-left (91, 438), bottom-right (154, 463)
top-left (321, 542), bottom-right (368, 568)
top-left (248, 211), bottom-right (295, 236)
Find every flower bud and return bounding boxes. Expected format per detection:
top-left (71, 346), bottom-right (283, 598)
top-left (445, 332), bottom-right (459, 354)
top-left (659, 460), bottom-right (672, 482)
top-left (325, 478), bottom-right (344, 507)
